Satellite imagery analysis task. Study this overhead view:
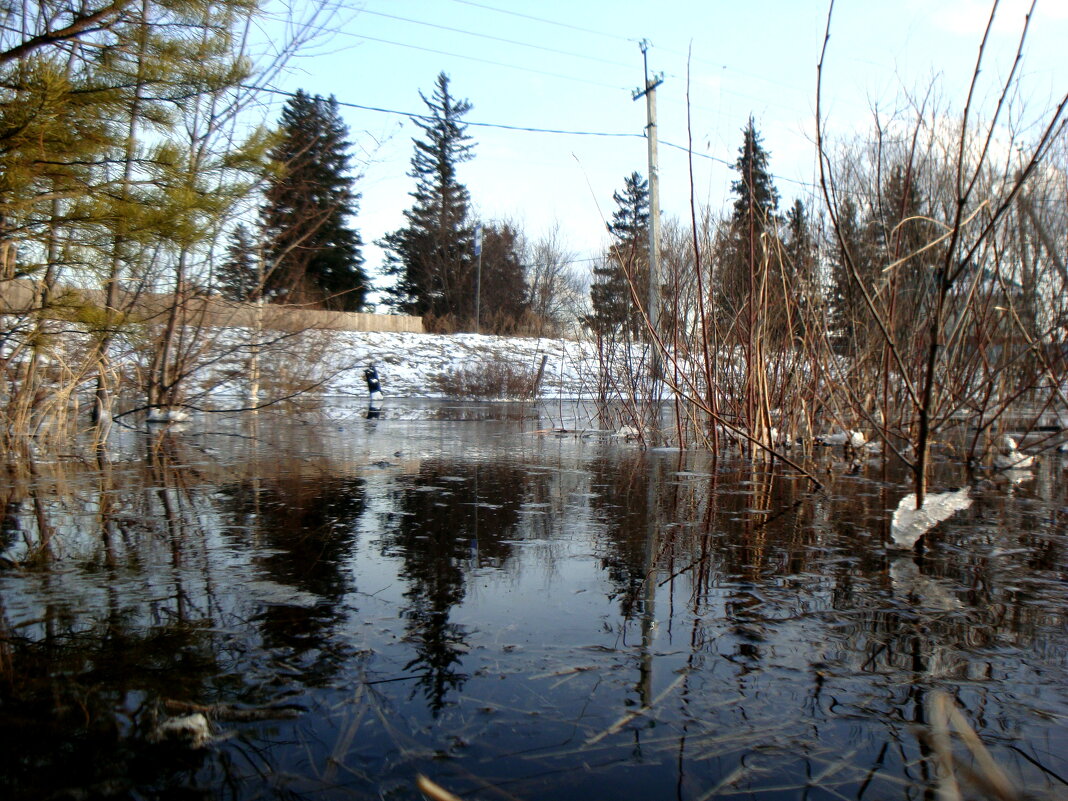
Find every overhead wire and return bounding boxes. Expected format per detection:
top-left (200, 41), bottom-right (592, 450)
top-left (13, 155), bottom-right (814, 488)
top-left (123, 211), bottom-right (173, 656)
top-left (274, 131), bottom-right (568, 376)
top-left (310, 2), bottom-right (815, 152)
top-left (254, 86), bottom-right (820, 191)
top-left (335, 31), bottom-right (629, 90)
top-left (353, 7), bottom-right (637, 71)
top-left (430, 0), bottom-right (815, 114)
top-left (253, 85), bottom-right (640, 138)
top-left (333, 2), bottom-right (819, 189)
top-left (444, 0), bottom-right (636, 44)
top-left (257, 10), bottom-right (630, 92)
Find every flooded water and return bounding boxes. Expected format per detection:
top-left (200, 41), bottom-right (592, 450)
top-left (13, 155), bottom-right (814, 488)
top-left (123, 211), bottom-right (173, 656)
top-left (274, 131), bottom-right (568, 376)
top-left (1, 401), bottom-right (1066, 800)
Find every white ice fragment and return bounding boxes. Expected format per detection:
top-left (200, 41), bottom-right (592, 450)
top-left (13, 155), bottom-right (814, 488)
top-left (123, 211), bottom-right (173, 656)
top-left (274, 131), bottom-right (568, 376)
top-left (146, 406), bottom-right (190, 423)
top-left (149, 713), bottom-right (212, 748)
top-left (993, 435), bottom-right (1035, 470)
top-left (890, 487), bottom-right (973, 549)
top-left (245, 579), bottom-right (323, 608)
top-left (819, 429), bottom-right (866, 448)
top-left (1000, 467), bottom-right (1034, 486)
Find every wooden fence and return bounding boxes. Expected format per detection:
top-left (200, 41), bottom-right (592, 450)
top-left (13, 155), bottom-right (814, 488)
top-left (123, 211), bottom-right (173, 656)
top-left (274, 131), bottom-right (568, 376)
top-left (0, 279), bottom-right (424, 334)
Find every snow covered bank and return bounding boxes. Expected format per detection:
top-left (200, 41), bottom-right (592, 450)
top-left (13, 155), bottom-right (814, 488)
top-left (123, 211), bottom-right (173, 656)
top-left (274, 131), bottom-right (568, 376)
top-left (263, 330), bottom-right (608, 400)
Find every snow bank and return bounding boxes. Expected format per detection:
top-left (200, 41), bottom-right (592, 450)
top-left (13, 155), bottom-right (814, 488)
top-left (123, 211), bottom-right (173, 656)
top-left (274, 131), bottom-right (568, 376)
top-left (325, 331), bottom-right (603, 398)
top-left (200, 329), bottom-right (617, 400)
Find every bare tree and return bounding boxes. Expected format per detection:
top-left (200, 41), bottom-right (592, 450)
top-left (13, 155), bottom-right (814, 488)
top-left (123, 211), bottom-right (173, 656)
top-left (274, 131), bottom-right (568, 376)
top-left (817, 0), bottom-right (1068, 503)
top-left (525, 223), bottom-right (584, 337)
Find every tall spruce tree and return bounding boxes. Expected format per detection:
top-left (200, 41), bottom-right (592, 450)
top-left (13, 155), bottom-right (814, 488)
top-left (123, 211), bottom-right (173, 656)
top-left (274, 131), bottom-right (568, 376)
top-left (379, 72), bottom-right (475, 324)
top-left (587, 171), bottom-right (649, 337)
top-left (720, 117), bottom-right (780, 317)
top-left (261, 90), bottom-right (366, 311)
top-left (476, 221), bottom-right (530, 332)
top-left (784, 199), bottom-right (814, 280)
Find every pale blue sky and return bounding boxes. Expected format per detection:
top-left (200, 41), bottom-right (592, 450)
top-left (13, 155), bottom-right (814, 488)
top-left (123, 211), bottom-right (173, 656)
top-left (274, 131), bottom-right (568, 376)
top-left (257, 0), bottom-right (1068, 293)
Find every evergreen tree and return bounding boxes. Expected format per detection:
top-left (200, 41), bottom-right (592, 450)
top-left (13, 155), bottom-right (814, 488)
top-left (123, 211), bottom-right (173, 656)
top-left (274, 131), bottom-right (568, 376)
top-left (261, 90), bottom-right (366, 311)
top-left (217, 224), bottom-right (260, 301)
top-left (828, 165), bottom-right (938, 354)
top-left (731, 117), bottom-right (779, 226)
top-left (828, 196), bottom-right (877, 353)
top-left (380, 72), bottom-right (475, 325)
top-left (476, 221), bottom-right (530, 332)
top-left (783, 198), bottom-right (816, 334)
top-left (876, 164), bottom-right (938, 341)
top-left (587, 171), bottom-right (649, 337)
top-left (0, 56), bottom-right (122, 284)
top-left (719, 117), bottom-right (780, 317)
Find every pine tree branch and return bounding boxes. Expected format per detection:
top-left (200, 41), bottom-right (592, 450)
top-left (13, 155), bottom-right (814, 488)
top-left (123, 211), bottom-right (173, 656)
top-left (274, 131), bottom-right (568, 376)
top-left (0, 1), bottom-right (136, 65)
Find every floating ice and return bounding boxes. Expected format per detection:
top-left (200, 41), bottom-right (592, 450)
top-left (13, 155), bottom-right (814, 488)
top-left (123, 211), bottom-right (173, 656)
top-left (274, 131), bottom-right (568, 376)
top-left (993, 435), bottom-right (1035, 470)
top-left (148, 713), bottom-right (212, 748)
top-left (146, 407), bottom-right (190, 423)
top-left (245, 579), bottom-right (323, 608)
top-left (819, 429), bottom-right (866, 448)
top-left (890, 487), bottom-right (973, 549)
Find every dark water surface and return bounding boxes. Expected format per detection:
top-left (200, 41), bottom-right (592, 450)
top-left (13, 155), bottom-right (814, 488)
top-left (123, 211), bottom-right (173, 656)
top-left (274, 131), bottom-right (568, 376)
top-left (1, 401), bottom-right (1066, 800)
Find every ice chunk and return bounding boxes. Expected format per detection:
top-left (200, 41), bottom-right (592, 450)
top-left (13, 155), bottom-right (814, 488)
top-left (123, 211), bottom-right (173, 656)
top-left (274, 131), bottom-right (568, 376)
top-left (890, 487), bottom-right (972, 549)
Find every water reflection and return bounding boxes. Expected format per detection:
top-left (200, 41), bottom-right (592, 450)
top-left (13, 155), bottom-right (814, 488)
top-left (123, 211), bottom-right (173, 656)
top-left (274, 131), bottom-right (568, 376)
top-left (217, 472), bottom-right (366, 683)
top-left (0, 406), bottom-right (1064, 801)
top-left (380, 460), bottom-right (529, 713)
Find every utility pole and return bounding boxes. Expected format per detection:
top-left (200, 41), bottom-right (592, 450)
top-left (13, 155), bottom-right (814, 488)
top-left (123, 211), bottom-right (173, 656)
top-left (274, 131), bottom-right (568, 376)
top-left (474, 223), bottom-right (483, 334)
top-left (633, 40), bottom-right (663, 386)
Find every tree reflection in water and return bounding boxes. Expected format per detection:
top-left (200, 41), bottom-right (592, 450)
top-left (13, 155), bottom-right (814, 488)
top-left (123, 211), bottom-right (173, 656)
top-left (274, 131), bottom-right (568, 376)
top-left (380, 459), bottom-right (526, 714)
top-left (0, 414), bottom-right (1065, 801)
top-left (216, 472), bottom-right (366, 684)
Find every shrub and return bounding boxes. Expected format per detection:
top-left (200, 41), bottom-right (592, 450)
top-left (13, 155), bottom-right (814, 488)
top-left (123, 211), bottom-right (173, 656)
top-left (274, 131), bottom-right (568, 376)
top-left (431, 358), bottom-right (538, 399)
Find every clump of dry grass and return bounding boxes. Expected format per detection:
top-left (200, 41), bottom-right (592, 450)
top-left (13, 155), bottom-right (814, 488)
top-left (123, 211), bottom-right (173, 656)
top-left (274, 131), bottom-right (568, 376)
top-left (430, 359), bottom-right (538, 400)
top-left (926, 690), bottom-right (1024, 801)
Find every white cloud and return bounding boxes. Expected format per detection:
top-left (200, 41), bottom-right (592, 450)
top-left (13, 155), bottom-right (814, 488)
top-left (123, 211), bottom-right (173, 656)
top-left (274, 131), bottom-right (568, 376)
top-left (921, 0), bottom-right (1067, 38)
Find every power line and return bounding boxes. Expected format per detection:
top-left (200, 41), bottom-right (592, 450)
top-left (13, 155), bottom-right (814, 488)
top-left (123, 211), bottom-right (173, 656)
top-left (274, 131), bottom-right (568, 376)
top-left (254, 85), bottom-right (642, 138)
top-left (352, 1), bottom-right (810, 118)
top-left (445, 0), bottom-right (636, 44)
top-left (343, 31), bottom-right (627, 91)
top-left (658, 139), bottom-right (816, 189)
top-left (271, 4), bottom-right (816, 138)
top-left (435, 1), bottom-right (812, 109)
top-left (354, 7), bottom-right (636, 71)
top-left (253, 86), bottom-right (819, 190)
top-left (257, 12), bottom-right (629, 93)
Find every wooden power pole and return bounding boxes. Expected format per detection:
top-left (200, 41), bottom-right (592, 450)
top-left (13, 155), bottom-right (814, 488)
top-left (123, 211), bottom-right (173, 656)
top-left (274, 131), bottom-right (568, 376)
top-left (634, 40), bottom-right (663, 386)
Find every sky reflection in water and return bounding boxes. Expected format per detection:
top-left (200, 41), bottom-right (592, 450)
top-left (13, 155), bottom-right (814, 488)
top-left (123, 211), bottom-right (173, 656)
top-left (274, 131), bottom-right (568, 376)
top-left (0, 401), bottom-right (1066, 801)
